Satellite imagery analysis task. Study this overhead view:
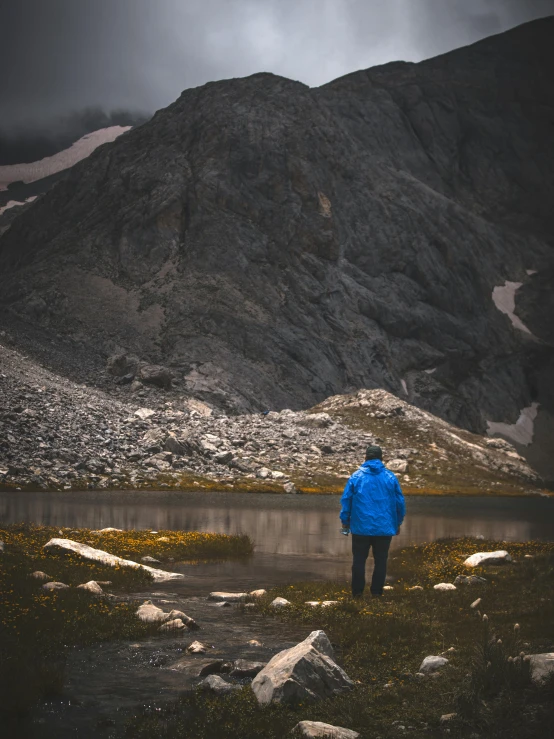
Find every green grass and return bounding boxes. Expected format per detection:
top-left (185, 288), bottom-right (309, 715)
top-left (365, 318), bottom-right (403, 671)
top-left (0, 524), bottom-right (254, 722)
top-left (124, 538), bottom-right (554, 739)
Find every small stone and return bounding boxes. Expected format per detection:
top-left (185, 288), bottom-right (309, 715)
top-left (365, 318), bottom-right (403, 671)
top-left (42, 581), bottom-right (70, 591)
top-left (196, 674), bottom-right (240, 696)
top-left (248, 639), bottom-right (263, 647)
top-left (454, 575), bottom-right (487, 586)
top-left (291, 720), bottom-right (360, 738)
top-left (440, 713), bottom-right (457, 723)
top-left (159, 618), bottom-right (186, 632)
top-left (249, 589), bottom-right (267, 598)
top-left (408, 585), bottom-right (424, 591)
top-left (187, 640), bottom-right (208, 654)
top-left (208, 592), bottom-right (249, 602)
top-left (305, 601), bottom-right (321, 607)
top-left (433, 583), bottom-right (457, 591)
top-left (419, 656), bottom-right (449, 673)
top-left (141, 555), bottom-right (161, 564)
top-left (30, 570), bottom-right (51, 581)
top-left (270, 597), bottom-right (291, 608)
top-left (283, 481), bottom-right (298, 494)
top-left (470, 598), bottom-right (482, 609)
top-left (230, 659), bottom-right (266, 678)
top-left (134, 408), bottom-right (155, 420)
top-left (76, 580), bottom-right (104, 595)
top-left (167, 609), bottom-right (199, 629)
top-left (256, 467), bottom-right (271, 479)
top-left (383, 586), bottom-right (394, 591)
top-left (213, 450), bottom-right (234, 464)
top-left (387, 459), bottom-right (409, 473)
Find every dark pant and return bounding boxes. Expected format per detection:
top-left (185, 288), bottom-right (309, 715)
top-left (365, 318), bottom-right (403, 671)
top-left (351, 534), bottom-right (392, 596)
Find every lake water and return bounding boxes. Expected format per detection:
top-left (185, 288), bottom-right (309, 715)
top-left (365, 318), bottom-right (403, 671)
top-left (2, 490), bottom-right (553, 589)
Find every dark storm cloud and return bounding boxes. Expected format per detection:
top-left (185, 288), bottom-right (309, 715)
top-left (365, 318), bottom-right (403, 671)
top-left (1, 0), bottom-right (553, 128)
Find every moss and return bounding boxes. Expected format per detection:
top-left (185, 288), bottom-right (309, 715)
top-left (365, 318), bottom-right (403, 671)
top-left (124, 538), bottom-right (554, 739)
top-left (0, 524), bottom-right (254, 721)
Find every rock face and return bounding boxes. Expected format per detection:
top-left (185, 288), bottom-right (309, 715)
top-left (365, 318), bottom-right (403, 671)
top-left (1, 20), bottom-right (553, 478)
top-left (43, 538), bottom-right (184, 582)
top-left (463, 551), bottom-right (513, 567)
top-left (251, 630), bottom-right (354, 705)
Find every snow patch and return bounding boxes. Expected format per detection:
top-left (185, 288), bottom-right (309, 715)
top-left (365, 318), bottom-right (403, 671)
top-left (0, 126), bottom-right (131, 190)
top-left (487, 403), bottom-right (539, 447)
top-left (526, 269), bottom-right (537, 276)
top-left (400, 379), bottom-right (408, 395)
top-left (0, 195), bottom-right (37, 216)
top-left (492, 281), bottom-right (533, 335)
top-left (424, 367), bottom-right (436, 375)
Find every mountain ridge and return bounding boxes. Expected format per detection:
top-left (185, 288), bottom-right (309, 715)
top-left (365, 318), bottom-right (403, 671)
top-left (1, 17), bottom-right (553, 478)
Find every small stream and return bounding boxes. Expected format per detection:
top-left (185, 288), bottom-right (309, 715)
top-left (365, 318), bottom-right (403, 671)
top-left (2, 490), bottom-right (554, 737)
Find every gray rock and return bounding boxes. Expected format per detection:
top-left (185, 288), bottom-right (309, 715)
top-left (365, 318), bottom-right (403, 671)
top-left (270, 597), bottom-right (291, 608)
top-left (138, 364), bottom-right (173, 389)
top-left (106, 352), bottom-right (139, 378)
top-left (229, 659), bottom-right (266, 678)
top-left (159, 618), bottom-right (186, 632)
top-left (198, 660), bottom-right (229, 677)
top-left (433, 583), bottom-right (457, 591)
top-left (42, 581), bottom-right (70, 591)
top-left (292, 721), bottom-right (360, 738)
top-left (419, 656), bottom-right (449, 673)
top-left (283, 481), bottom-right (298, 494)
top-left (251, 630), bottom-right (353, 705)
top-left (463, 551), bottom-right (513, 567)
top-left (387, 459), bottom-right (409, 473)
top-left (208, 591), bottom-right (249, 603)
top-left (141, 555), bottom-right (161, 564)
top-left (197, 674), bottom-right (240, 696)
top-left (167, 609), bottom-right (199, 630)
top-left (187, 640), bottom-right (208, 654)
top-left (213, 450), bottom-right (234, 464)
top-left (528, 653), bottom-right (554, 684)
top-left (76, 580), bottom-right (104, 595)
top-left (454, 575), bottom-right (487, 586)
top-left (30, 570), bottom-right (51, 581)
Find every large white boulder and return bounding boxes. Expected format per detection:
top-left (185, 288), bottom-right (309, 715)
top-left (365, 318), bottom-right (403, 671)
top-left (43, 538), bottom-right (184, 582)
top-left (251, 630), bottom-right (354, 705)
top-left (463, 551), bottom-right (512, 568)
top-left (433, 583), bottom-right (457, 592)
top-left (270, 597), bottom-right (291, 608)
top-left (528, 653), bottom-right (554, 684)
top-left (292, 721), bottom-right (360, 738)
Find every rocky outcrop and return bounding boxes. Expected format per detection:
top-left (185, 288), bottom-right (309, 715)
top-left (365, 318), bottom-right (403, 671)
top-left (0, 20), bottom-right (552, 477)
top-left (251, 630), bottom-right (354, 705)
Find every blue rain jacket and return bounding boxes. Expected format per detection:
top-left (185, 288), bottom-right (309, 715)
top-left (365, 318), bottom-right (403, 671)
top-left (340, 459), bottom-right (406, 536)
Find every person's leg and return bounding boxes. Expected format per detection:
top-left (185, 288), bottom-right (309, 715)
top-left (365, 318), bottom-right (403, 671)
top-left (351, 534), bottom-right (371, 597)
top-left (369, 536), bottom-right (392, 596)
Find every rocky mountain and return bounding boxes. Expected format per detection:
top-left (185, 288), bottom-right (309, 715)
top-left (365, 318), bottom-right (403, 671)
top-left (0, 18), bottom-right (553, 479)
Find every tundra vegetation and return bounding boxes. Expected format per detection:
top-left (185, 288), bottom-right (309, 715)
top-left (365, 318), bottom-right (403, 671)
top-left (125, 538), bottom-right (554, 739)
top-left (0, 524), bottom-right (253, 728)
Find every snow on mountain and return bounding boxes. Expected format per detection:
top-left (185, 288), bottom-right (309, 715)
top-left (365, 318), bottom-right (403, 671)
top-left (0, 126), bottom-right (131, 190)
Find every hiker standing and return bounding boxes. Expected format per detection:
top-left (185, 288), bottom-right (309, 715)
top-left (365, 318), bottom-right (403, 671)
top-left (340, 445), bottom-right (406, 598)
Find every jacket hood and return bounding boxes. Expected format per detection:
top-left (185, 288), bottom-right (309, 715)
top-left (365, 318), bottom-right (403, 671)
top-left (360, 459), bottom-right (385, 474)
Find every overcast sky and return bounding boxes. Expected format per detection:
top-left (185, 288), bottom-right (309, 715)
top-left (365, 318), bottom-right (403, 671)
top-left (1, 0), bottom-right (553, 128)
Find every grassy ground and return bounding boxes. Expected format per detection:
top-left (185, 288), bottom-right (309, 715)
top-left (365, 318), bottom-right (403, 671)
top-left (0, 524), bottom-right (253, 724)
top-left (124, 538), bottom-right (554, 739)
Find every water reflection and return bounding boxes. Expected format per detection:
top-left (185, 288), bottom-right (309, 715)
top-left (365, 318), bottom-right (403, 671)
top-left (1, 491), bottom-right (553, 560)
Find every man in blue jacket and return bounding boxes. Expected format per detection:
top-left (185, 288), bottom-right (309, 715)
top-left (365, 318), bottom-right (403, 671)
top-left (340, 445), bottom-right (406, 598)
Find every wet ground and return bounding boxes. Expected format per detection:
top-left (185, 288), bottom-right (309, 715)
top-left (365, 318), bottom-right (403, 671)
top-left (3, 490), bottom-right (553, 736)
